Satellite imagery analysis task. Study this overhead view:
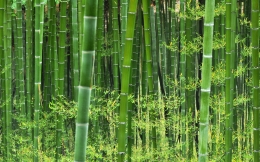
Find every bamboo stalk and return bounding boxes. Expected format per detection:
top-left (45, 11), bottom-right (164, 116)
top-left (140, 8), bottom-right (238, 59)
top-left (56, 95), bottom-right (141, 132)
top-left (74, 1), bottom-right (98, 161)
top-left (117, 1), bottom-right (138, 161)
top-left (198, 0), bottom-right (215, 161)
top-left (251, 0), bottom-right (260, 160)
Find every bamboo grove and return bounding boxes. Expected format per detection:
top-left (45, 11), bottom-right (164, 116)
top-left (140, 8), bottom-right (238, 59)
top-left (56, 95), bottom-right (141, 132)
top-left (0, 0), bottom-right (259, 161)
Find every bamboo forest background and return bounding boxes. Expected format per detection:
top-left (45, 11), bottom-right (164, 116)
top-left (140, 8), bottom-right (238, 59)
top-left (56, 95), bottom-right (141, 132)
top-left (0, 0), bottom-right (259, 161)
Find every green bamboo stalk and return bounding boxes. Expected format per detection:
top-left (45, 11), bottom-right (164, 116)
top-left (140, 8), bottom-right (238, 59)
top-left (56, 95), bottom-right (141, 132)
top-left (134, 6), bottom-right (142, 148)
top-left (96, 0), bottom-right (103, 89)
top-left (42, 7), bottom-right (50, 150)
top-left (179, 0), bottom-right (186, 155)
top-left (78, 0), bottom-right (82, 69)
top-left (251, 0), bottom-right (259, 160)
top-left (0, 0), bottom-right (5, 159)
top-left (4, 0), bottom-right (12, 160)
top-left (112, 0), bottom-right (120, 139)
top-left (25, 0), bottom-right (33, 145)
top-left (74, 0), bottom-right (98, 161)
top-left (212, 0), bottom-right (220, 153)
top-left (56, 1), bottom-right (67, 160)
top-left (43, 0), bottom-right (52, 113)
top-left (170, 0), bottom-right (176, 93)
top-left (117, 1), bottom-right (138, 161)
top-left (198, 0), bottom-right (215, 161)
top-left (93, 0), bottom-right (103, 143)
top-left (112, 0), bottom-right (120, 95)
top-left (160, 8), bottom-right (167, 95)
top-left (141, 31), bottom-right (147, 147)
top-left (127, 19), bottom-right (139, 161)
top-left (185, 1), bottom-right (194, 157)
top-left (12, 13), bottom-right (18, 100)
top-left (81, 0), bottom-right (86, 21)
top-left (219, 0), bottom-right (225, 134)
top-left (151, 5), bottom-right (158, 97)
top-left (155, 0), bottom-right (163, 93)
top-left (165, 0), bottom-right (171, 96)
top-left (166, 0), bottom-right (177, 148)
top-left (71, 0), bottom-right (79, 102)
top-left (49, 7), bottom-right (59, 149)
top-left (225, 0), bottom-right (232, 161)
top-left (120, 0), bottom-right (128, 69)
top-left (139, 2), bottom-right (147, 147)
top-left (43, 0), bottom-right (52, 114)
top-left (17, 0), bottom-right (26, 129)
top-left (127, 51), bottom-right (134, 162)
top-left (34, 0), bottom-right (44, 161)
top-left (108, 0), bottom-right (113, 33)
top-left (50, 0), bottom-right (57, 99)
top-left (230, 0), bottom-right (237, 154)
top-left (142, 0), bottom-right (157, 150)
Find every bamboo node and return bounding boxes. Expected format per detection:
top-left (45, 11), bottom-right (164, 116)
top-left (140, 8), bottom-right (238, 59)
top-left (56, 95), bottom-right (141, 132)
top-left (204, 23), bottom-right (214, 26)
top-left (199, 122), bottom-right (208, 126)
top-left (199, 153), bottom-right (208, 156)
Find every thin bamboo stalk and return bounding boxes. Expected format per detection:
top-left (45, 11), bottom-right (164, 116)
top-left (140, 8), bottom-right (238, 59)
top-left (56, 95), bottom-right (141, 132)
top-left (56, 1), bottom-right (67, 160)
top-left (4, 0), bottom-right (12, 160)
top-left (71, 0), bottom-right (79, 103)
top-left (225, 0), bottom-right (232, 161)
top-left (142, 0), bottom-right (157, 149)
top-left (34, 0), bottom-right (44, 161)
top-left (251, 0), bottom-right (259, 160)
top-left (117, 1), bottom-right (138, 161)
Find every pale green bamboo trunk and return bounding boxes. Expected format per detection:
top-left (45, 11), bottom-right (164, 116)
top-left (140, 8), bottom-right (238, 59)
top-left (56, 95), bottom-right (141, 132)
top-left (198, 0), bottom-right (215, 161)
top-left (74, 1), bottom-right (98, 161)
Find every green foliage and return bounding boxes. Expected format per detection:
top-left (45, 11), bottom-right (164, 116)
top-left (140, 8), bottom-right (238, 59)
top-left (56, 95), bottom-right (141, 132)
top-left (0, 80), bottom-right (255, 161)
top-left (164, 33), bottom-right (226, 56)
top-left (169, 0), bottom-right (225, 20)
top-left (1, 1), bottom-right (257, 161)
top-left (211, 62), bottom-right (225, 86)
